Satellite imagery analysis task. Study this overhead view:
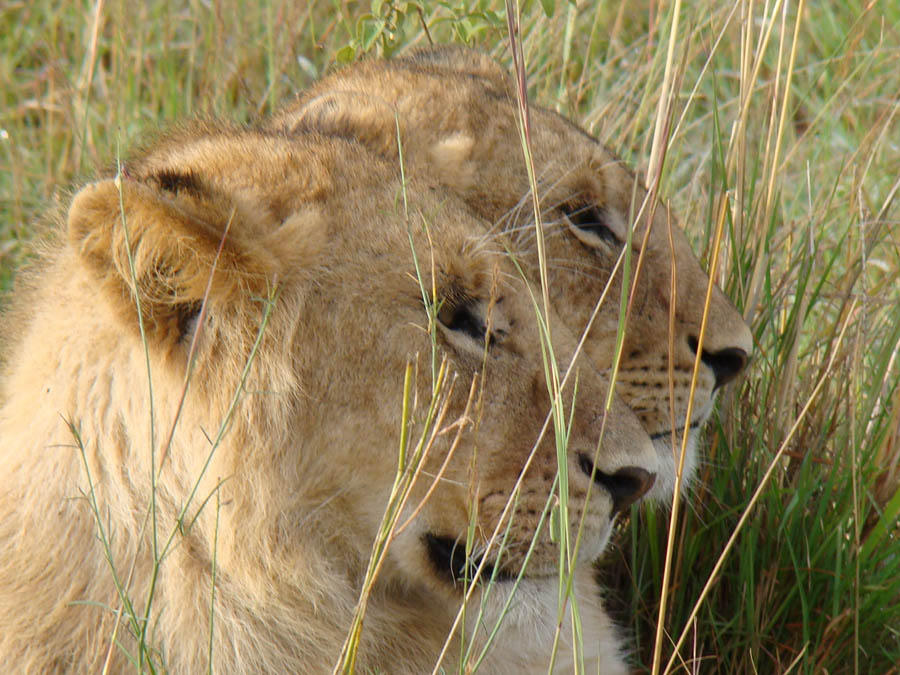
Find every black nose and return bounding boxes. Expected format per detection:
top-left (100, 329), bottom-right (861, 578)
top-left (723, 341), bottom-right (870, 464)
top-left (578, 455), bottom-right (656, 515)
top-left (688, 336), bottom-right (749, 389)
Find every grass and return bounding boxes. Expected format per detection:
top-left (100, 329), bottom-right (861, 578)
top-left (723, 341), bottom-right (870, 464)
top-left (2, 0), bottom-right (899, 673)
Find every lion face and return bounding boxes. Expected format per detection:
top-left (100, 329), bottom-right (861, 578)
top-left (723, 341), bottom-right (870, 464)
top-left (63, 124), bottom-right (656, 625)
top-left (270, 46), bottom-right (753, 500)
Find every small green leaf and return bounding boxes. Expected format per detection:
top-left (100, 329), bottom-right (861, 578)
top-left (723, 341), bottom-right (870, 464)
top-left (361, 21), bottom-right (383, 52)
top-left (539, 0), bottom-right (555, 18)
top-left (336, 45), bottom-right (357, 64)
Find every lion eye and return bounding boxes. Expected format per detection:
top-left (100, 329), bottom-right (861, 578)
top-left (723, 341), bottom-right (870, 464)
top-left (563, 204), bottom-right (621, 248)
top-left (437, 302), bottom-right (487, 343)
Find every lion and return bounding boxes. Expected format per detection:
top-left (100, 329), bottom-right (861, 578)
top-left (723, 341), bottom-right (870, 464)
top-left (0, 120), bottom-right (660, 672)
top-left (270, 45), bottom-right (754, 501)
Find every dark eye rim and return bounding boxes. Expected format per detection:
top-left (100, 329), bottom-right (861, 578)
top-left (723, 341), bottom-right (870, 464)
top-left (177, 302), bottom-right (204, 344)
top-left (153, 168), bottom-right (203, 196)
top-left (562, 203), bottom-right (622, 247)
top-left (437, 300), bottom-right (488, 343)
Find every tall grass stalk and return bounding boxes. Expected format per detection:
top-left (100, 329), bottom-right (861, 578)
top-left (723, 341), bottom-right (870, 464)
top-left (113, 159), bottom-right (160, 671)
top-left (505, 1), bottom-right (663, 670)
top-left (505, 2), bottom-right (588, 670)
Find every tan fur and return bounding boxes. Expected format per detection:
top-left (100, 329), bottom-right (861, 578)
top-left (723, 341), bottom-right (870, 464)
top-left (0, 121), bottom-right (656, 672)
top-left (271, 46), bottom-right (754, 500)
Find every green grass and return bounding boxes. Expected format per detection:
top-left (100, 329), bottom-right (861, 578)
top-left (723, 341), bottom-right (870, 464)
top-left (2, 1), bottom-right (899, 673)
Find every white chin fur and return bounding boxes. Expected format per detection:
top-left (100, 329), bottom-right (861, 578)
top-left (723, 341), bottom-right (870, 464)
top-left (465, 570), bottom-right (628, 675)
top-left (647, 428), bottom-right (699, 503)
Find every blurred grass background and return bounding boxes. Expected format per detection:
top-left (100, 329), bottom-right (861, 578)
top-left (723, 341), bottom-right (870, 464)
top-left (2, 0), bottom-right (898, 672)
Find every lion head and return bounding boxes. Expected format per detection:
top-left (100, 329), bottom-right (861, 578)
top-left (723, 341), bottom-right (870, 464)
top-left (0, 120), bottom-right (654, 672)
top-left (270, 46), bottom-right (753, 501)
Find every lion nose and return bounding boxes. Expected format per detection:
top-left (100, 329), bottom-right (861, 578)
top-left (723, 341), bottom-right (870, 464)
top-left (688, 336), bottom-right (749, 390)
top-left (578, 455), bottom-right (656, 516)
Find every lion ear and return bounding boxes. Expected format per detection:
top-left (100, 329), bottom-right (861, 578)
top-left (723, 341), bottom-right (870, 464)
top-left (284, 91), bottom-right (400, 156)
top-left (400, 46), bottom-right (509, 88)
top-left (67, 176), bottom-right (274, 331)
top-left (294, 92), bottom-right (478, 193)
